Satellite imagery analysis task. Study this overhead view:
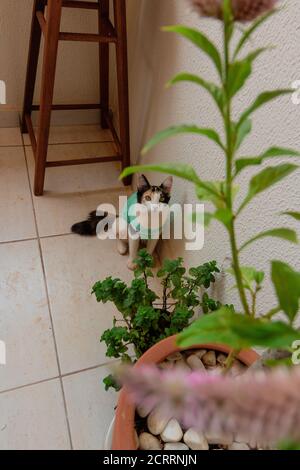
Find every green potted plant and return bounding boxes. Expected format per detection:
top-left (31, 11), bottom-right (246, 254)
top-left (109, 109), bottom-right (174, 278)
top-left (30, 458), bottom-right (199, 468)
top-left (92, 249), bottom-right (220, 391)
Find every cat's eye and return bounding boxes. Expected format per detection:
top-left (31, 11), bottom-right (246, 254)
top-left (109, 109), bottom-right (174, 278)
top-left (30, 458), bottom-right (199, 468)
top-left (145, 195), bottom-right (152, 201)
top-left (160, 196), bottom-right (165, 202)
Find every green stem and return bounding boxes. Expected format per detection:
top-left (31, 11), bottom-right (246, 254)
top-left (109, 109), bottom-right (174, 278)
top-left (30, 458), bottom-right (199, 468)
top-left (223, 20), bottom-right (251, 317)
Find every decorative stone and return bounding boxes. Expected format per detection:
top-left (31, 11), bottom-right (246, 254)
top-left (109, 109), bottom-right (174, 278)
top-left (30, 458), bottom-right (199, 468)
top-left (202, 350), bottom-right (217, 367)
top-left (139, 433), bottom-right (162, 450)
top-left (137, 404), bottom-right (149, 418)
top-left (229, 361), bottom-right (245, 377)
top-left (164, 443), bottom-right (189, 451)
top-left (217, 353), bottom-right (228, 365)
top-left (194, 349), bottom-right (207, 360)
top-left (161, 419), bottom-right (183, 443)
top-left (176, 359), bottom-right (191, 371)
top-left (186, 354), bottom-right (206, 371)
top-left (234, 433), bottom-right (255, 448)
top-left (207, 365), bottom-right (223, 376)
top-left (159, 361), bottom-right (174, 370)
top-left (147, 407), bottom-right (170, 436)
top-left (205, 432), bottom-right (233, 446)
top-left (229, 442), bottom-right (250, 450)
top-left (184, 428), bottom-right (209, 450)
top-left (166, 352), bottom-right (182, 362)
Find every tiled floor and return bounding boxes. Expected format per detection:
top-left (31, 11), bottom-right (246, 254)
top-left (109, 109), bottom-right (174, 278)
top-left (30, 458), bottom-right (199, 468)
top-left (0, 125), bottom-right (133, 450)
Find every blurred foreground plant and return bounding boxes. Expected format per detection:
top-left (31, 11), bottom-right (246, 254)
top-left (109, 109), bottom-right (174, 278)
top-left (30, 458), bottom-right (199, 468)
top-left (118, 365), bottom-right (300, 447)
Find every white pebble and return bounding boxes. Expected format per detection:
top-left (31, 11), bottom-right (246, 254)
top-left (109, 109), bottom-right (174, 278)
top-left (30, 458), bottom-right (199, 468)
top-left (164, 443), bottom-right (189, 451)
top-left (202, 350), bottom-right (217, 367)
top-left (137, 404), bottom-right (149, 418)
top-left (186, 355), bottom-right (206, 371)
top-left (166, 352), bottom-right (182, 362)
top-left (139, 433), bottom-right (162, 450)
top-left (184, 428), bottom-right (209, 450)
top-left (217, 353), bottom-right (228, 365)
top-left (205, 432), bottom-right (233, 446)
top-left (194, 349), bottom-right (207, 359)
top-left (229, 442), bottom-right (250, 450)
top-left (161, 419), bottom-right (183, 443)
top-left (147, 407), bottom-right (170, 436)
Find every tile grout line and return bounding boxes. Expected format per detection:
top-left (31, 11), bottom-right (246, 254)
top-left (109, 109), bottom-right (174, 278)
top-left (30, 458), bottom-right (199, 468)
top-left (0, 360), bottom-right (117, 396)
top-left (20, 129), bottom-right (74, 451)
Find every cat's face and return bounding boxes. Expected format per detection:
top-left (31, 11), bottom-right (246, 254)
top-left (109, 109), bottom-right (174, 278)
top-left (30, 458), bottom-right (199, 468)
top-left (137, 175), bottom-right (173, 207)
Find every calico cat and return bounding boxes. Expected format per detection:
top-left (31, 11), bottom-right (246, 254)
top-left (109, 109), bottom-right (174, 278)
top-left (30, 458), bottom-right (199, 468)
top-left (71, 175), bottom-right (173, 270)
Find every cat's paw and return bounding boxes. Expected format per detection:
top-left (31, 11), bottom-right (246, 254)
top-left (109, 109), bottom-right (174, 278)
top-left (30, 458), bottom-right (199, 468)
top-left (127, 259), bottom-right (137, 271)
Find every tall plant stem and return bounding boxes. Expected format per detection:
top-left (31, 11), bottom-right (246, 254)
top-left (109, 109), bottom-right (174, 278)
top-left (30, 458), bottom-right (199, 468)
top-left (223, 20), bottom-right (251, 316)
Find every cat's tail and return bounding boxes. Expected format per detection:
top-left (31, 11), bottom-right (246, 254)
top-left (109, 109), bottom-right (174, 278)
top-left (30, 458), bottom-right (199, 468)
top-left (71, 211), bottom-right (108, 236)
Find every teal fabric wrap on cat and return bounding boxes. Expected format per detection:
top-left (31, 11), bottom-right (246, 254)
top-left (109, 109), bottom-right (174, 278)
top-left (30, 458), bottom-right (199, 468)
top-left (121, 192), bottom-right (165, 240)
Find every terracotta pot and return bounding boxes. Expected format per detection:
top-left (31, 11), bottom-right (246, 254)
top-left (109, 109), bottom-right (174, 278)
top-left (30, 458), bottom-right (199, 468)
top-left (112, 334), bottom-right (260, 450)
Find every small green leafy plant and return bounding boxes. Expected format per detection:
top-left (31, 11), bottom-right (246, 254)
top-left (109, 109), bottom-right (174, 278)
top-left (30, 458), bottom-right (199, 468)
top-left (120, 1), bottom-right (300, 358)
top-left (92, 249), bottom-right (220, 390)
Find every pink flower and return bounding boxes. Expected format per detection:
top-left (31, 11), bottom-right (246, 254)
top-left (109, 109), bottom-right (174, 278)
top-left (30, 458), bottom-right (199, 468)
top-left (119, 365), bottom-right (300, 446)
top-left (189, 0), bottom-right (278, 22)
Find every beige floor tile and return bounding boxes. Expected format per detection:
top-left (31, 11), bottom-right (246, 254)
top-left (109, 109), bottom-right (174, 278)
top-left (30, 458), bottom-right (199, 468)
top-left (0, 147), bottom-right (36, 243)
top-left (25, 144), bottom-right (130, 237)
top-left (41, 235), bottom-right (134, 374)
top-left (63, 366), bottom-right (117, 450)
top-left (0, 379), bottom-right (70, 450)
top-left (0, 128), bottom-right (22, 146)
top-left (32, 141), bottom-right (117, 162)
top-left (0, 240), bottom-right (59, 392)
top-left (23, 124), bottom-right (113, 146)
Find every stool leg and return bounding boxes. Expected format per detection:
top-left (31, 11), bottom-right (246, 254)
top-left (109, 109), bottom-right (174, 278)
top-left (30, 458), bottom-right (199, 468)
top-left (99, 0), bottom-right (109, 129)
top-left (113, 0), bottom-right (132, 186)
top-left (34, 0), bottom-right (62, 196)
top-left (21, 0), bottom-right (46, 134)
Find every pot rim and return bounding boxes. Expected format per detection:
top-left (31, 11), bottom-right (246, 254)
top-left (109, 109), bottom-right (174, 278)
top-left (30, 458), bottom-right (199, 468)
top-left (112, 334), bottom-right (260, 450)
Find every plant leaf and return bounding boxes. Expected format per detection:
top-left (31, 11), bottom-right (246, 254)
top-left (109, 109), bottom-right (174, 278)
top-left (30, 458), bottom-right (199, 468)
top-left (238, 164), bottom-right (298, 213)
top-left (196, 181), bottom-right (226, 208)
top-left (167, 73), bottom-right (224, 113)
top-left (272, 261), bottom-right (300, 322)
top-left (282, 211), bottom-right (300, 221)
top-left (120, 162), bottom-right (199, 184)
top-left (235, 118), bottom-right (252, 150)
top-left (213, 208), bottom-right (233, 229)
top-left (228, 59), bottom-right (252, 98)
top-left (238, 90), bottom-right (293, 129)
top-left (177, 306), bottom-right (299, 350)
top-left (141, 125), bottom-right (224, 155)
top-left (228, 266), bottom-right (265, 291)
top-left (244, 47), bottom-right (270, 64)
top-left (163, 25), bottom-right (223, 78)
top-left (240, 228), bottom-right (298, 252)
top-left (234, 9), bottom-right (279, 58)
top-left (120, 163), bottom-right (220, 199)
top-left (235, 147), bottom-right (300, 175)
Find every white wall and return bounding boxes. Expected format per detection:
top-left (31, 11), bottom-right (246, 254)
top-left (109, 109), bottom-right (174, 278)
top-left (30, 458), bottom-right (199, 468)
top-left (126, 0), bottom-right (300, 315)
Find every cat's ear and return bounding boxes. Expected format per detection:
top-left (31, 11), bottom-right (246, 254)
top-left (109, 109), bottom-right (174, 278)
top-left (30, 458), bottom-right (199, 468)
top-left (161, 176), bottom-right (173, 194)
top-left (137, 174), bottom-right (151, 193)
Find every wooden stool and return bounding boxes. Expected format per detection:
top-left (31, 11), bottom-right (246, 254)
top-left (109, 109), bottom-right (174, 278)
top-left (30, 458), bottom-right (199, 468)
top-left (21, 0), bottom-right (131, 196)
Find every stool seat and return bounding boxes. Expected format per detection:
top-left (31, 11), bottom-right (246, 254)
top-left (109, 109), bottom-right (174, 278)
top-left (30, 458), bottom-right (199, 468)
top-left (22, 0), bottom-right (131, 196)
